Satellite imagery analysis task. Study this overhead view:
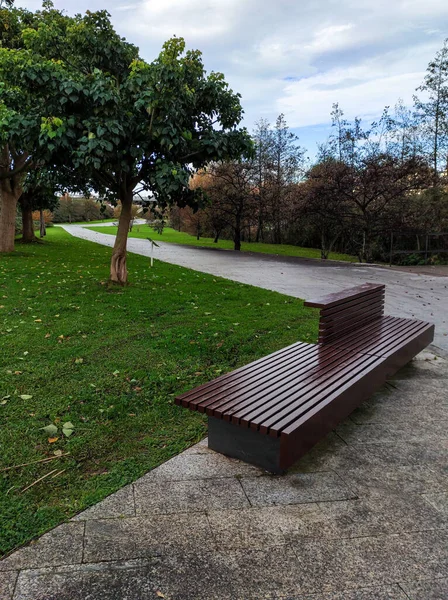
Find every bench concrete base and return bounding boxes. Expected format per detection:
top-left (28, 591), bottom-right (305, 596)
top-left (208, 417), bottom-right (284, 474)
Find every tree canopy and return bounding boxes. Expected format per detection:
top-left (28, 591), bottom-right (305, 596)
top-left (0, 3), bottom-right (251, 280)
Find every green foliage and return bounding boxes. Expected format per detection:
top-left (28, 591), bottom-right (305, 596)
top-left (0, 5), bottom-right (251, 205)
top-left (0, 228), bottom-right (317, 554)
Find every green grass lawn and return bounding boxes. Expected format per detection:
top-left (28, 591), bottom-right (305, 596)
top-left (86, 223), bottom-right (357, 262)
top-left (0, 228), bottom-right (318, 556)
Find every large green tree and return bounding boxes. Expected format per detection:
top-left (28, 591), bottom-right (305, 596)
top-left (1, 4), bottom-right (251, 282)
top-left (0, 5), bottom-right (37, 251)
top-left (21, 7), bottom-right (251, 282)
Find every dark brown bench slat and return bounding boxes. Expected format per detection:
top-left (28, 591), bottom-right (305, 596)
top-left (319, 290), bottom-right (385, 317)
top-left (320, 298), bottom-right (385, 324)
top-left (213, 344), bottom-right (349, 420)
top-left (304, 283), bottom-right (384, 309)
top-left (267, 353), bottom-right (383, 436)
top-left (177, 341), bottom-right (309, 405)
top-left (187, 343), bottom-right (316, 413)
top-left (175, 282), bottom-right (434, 473)
top-left (319, 306), bottom-right (385, 339)
top-left (228, 344), bottom-right (366, 426)
top-left (322, 314), bottom-right (416, 346)
top-left (307, 284), bottom-right (386, 344)
top-left (331, 317), bottom-right (430, 356)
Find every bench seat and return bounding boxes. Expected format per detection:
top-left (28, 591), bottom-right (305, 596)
top-left (175, 284), bottom-right (434, 473)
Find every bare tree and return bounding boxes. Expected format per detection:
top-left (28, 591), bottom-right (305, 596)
top-left (414, 39), bottom-right (448, 184)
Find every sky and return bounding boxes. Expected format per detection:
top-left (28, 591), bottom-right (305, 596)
top-left (17, 0), bottom-right (448, 157)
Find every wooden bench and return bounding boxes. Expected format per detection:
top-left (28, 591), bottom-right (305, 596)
top-left (175, 283), bottom-right (434, 473)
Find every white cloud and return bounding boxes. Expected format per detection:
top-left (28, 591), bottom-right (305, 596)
top-left (16, 0), bottom-right (448, 145)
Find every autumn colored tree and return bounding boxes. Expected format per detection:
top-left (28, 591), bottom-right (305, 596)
top-left (200, 162), bottom-right (257, 251)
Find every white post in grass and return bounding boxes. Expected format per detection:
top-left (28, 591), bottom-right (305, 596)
top-left (147, 237), bottom-right (159, 268)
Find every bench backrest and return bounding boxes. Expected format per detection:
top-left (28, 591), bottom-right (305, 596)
top-left (304, 283), bottom-right (385, 345)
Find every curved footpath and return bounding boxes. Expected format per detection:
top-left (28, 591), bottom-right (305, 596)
top-left (61, 224), bottom-right (448, 353)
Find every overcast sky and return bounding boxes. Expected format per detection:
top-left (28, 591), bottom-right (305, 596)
top-left (17, 0), bottom-right (448, 156)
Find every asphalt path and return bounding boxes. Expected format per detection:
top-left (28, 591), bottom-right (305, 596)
top-left (61, 224), bottom-right (448, 353)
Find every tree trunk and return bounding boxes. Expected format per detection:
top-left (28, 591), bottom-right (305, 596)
top-left (213, 230), bottom-right (220, 243)
top-left (234, 216), bottom-right (241, 251)
top-left (110, 192), bottom-right (132, 284)
top-left (40, 209), bottom-right (46, 238)
top-left (0, 185), bottom-right (19, 253)
top-left (21, 202), bottom-right (37, 243)
top-left (321, 231), bottom-right (328, 259)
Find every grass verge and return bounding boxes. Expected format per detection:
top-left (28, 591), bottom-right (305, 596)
top-left (86, 224), bottom-right (357, 262)
top-left (0, 228), bottom-right (318, 556)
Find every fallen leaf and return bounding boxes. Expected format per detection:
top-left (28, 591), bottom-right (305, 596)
top-left (42, 424), bottom-right (58, 435)
top-left (45, 333), bottom-right (51, 338)
top-left (48, 437), bottom-right (59, 443)
top-left (53, 449), bottom-right (63, 456)
top-left (62, 422), bottom-right (75, 437)
top-left (156, 592), bottom-right (165, 598)
top-left (19, 394), bottom-right (32, 400)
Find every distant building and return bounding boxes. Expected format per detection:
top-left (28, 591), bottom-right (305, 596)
top-left (133, 192), bottom-right (155, 207)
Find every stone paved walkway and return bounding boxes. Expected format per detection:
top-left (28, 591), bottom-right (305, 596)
top-left (60, 224), bottom-right (448, 352)
top-left (1, 351), bottom-right (447, 599)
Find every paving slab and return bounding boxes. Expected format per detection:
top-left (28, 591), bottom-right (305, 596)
top-left (336, 464), bottom-right (448, 496)
top-left (71, 485), bottom-right (135, 521)
top-left (336, 420), bottom-right (448, 444)
top-left (12, 560), bottom-right (160, 600)
top-left (136, 450), bottom-right (264, 482)
top-left (288, 584), bottom-right (408, 599)
top-left (290, 529), bottom-right (448, 593)
top-left (399, 577), bottom-right (448, 599)
top-left (0, 523), bottom-right (84, 572)
top-left (83, 513), bottom-right (215, 563)
top-left (239, 472), bottom-right (356, 506)
top-left (206, 504), bottom-right (322, 550)
top-left (0, 571), bottom-right (17, 600)
top-left (133, 477), bottom-right (251, 514)
top-left (422, 492), bottom-right (448, 515)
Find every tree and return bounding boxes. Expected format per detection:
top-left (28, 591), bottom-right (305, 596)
top-left (18, 168), bottom-right (58, 242)
top-left (252, 118), bottom-right (273, 242)
top-left (201, 161), bottom-right (257, 251)
top-left (313, 107), bottom-right (432, 261)
top-left (301, 159), bottom-right (351, 259)
top-left (0, 5), bottom-right (69, 252)
top-left (24, 9), bottom-right (251, 282)
top-left (265, 115), bottom-right (306, 244)
top-left (1, 6), bottom-right (251, 280)
top-left (414, 39), bottom-right (448, 184)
